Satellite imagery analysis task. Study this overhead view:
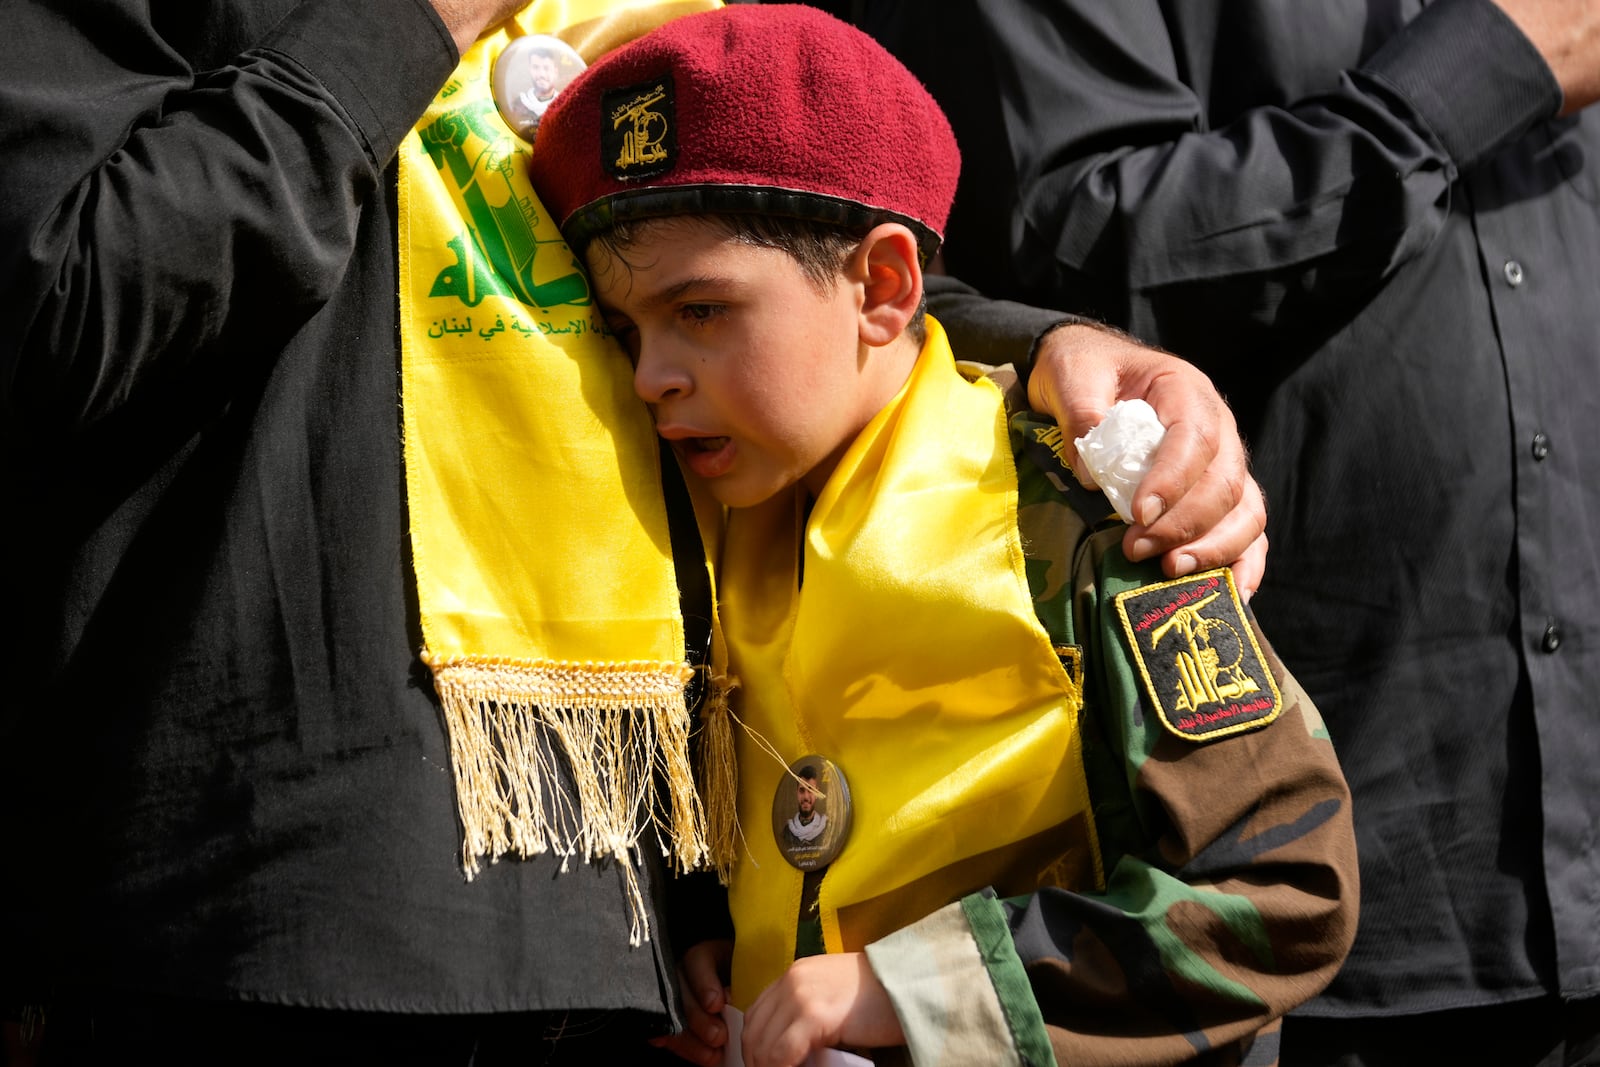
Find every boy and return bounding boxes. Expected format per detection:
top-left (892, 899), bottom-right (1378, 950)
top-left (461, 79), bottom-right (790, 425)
top-left (529, 7), bottom-right (1357, 1066)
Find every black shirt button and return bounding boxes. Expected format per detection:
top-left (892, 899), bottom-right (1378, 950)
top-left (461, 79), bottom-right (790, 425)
top-left (1504, 260), bottom-right (1525, 287)
top-left (1542, 622), bottom-right (1562, 653)
top-left (1532, 433), bottom-right (1550, 460)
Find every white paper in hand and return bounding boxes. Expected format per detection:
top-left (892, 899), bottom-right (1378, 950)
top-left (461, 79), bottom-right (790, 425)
top-left (720, 1006), bottom-right (875, 1067)
top-left (1073, 398), bottom-right (1166, 524)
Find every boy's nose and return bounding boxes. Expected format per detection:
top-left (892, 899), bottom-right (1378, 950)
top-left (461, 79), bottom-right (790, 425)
top-left (632, 346), bottom-right (692, 404)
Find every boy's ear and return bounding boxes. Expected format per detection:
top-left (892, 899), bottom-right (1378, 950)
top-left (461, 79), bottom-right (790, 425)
top-left (854, 223), bottom-right (923, 348)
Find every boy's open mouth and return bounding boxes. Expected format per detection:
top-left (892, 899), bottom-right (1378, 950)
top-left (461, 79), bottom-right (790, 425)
top-left (671, 434), bottom-right (736, 479)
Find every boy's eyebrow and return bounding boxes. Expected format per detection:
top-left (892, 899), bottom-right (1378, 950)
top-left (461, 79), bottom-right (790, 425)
top-left (635, 273), bottom-right (743, 310)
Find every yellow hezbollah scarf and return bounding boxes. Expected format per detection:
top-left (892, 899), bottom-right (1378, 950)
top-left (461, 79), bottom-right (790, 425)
top-left (721, 320), bottom-right (1105, 1003)
top-left (397, 0), bottom-right (718, 944)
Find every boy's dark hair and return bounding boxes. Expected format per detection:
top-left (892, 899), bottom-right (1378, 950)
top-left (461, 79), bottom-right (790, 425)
top-left (588, 212), bottom-right (929, 345)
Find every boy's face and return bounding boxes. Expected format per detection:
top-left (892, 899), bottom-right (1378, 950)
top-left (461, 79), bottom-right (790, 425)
top-left (588, 218), bottom-right (877, 508)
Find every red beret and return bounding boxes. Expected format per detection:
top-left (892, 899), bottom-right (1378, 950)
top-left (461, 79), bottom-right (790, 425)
top-left (529, 4), bottom-right (959, 261)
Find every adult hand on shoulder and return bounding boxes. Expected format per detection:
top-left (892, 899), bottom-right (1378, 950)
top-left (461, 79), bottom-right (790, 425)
top-left (650, 938), bottom-right (733, 1066)
top-left (742, 953), bottom-right (903, 1067)
top-left (1029, 322), bottom-right (1268, 599)
top-left (430, 0), bottom-right (532, 56)
top-left (1494, 0), bottom-right (1600, 113)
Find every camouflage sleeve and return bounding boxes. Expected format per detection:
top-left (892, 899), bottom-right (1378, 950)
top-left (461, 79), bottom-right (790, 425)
top-left (868, 431), bottom-right (1357, 1065)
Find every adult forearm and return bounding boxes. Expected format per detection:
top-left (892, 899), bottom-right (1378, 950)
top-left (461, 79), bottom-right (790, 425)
top-left (430, 0), bottom-right (535, 56)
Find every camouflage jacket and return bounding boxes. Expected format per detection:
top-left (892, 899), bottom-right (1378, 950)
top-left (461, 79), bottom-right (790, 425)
top-left (863, 406), bottom-right (1359, 1067)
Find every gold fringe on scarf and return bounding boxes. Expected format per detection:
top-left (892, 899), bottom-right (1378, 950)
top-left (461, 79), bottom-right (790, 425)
top-left (428, 656), bottom-right (700, 943)
top-left (695, 671), bottom-right (742, 883)
top-left (679, 460), bottom-right (744, 883)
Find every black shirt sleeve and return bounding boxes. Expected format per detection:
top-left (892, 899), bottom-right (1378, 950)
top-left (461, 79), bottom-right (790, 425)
top-left (0, 0), bottom-right (458, 442)
top-left (880, 0), bottom-right (1559, 341)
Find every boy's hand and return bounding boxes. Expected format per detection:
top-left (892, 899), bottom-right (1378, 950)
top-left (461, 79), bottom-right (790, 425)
top-left (1029, 322), bottom-right (1268, 599)
top-left (741, 953), bottom-right (904, 1067)
top-left (650, 938), bottom-right (734, 1066)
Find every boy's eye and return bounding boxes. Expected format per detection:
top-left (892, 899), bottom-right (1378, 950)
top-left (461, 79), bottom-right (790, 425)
top-left (680, 303), bottom-right (723, 324)
top-left (603, 318), bottom-right (640, 360)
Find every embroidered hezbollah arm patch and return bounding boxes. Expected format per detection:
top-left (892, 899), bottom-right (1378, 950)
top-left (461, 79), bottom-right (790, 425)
top-left (1114, 569), bottom-right (1283, 742)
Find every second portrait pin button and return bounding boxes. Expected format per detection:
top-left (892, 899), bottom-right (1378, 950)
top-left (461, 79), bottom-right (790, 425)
top-left (771, 755), bottom-right (852, 871)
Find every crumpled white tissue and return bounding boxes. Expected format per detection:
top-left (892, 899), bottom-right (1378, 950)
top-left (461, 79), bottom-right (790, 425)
top-left (1073, 399), bottom-right (1166, 524)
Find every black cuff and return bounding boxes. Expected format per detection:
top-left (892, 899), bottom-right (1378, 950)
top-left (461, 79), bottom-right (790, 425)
top-left (1361, 0), bottom-right (1560, 169)
top-left (258, 0), bottom-right (459, 168)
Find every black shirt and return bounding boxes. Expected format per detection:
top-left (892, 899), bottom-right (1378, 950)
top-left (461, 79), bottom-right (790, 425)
top-left (0, 0), bottom-right (709, 1019)
top-left (867, 0), bottom-right (1600, 1016)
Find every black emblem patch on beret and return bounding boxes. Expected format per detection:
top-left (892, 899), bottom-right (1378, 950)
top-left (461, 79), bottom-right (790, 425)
top-left (1114, 569), bottom-right (1282, 742)
top-left (602, 75), bottom-right (676, 181)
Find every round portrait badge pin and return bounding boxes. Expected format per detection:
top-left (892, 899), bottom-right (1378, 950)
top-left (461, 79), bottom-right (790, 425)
top-left (492, 34), bottom-right (586, 144)
top-left (771, 755), bottom-right (852, 871)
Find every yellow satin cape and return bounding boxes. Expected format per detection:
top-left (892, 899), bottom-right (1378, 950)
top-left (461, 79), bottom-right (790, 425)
top-left (721, 320), bottom-right (1104, 1002)
top-left (396, 0), bottom-right (718, 945)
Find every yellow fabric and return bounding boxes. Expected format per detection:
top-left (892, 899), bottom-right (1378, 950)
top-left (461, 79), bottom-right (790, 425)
top-left (397, 0), bottom-right (719, 944)
top-left (721, 320), bottom-right (1102, 1004)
